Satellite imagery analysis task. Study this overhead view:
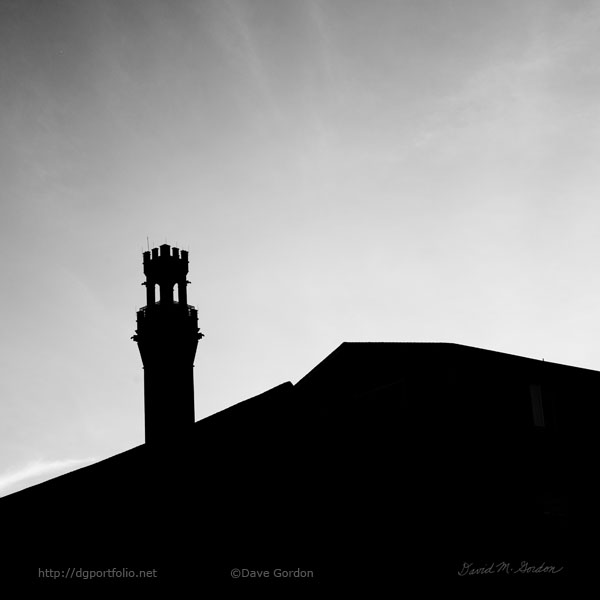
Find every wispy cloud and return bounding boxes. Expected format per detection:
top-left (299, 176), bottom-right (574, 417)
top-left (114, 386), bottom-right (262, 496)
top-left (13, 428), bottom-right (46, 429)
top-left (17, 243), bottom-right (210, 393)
top-left (303, 0), bottom-right (337, 157)
top-left (0, 458), bottom-right (95, 497)
top-left (306, 1), bottom-right (333, 74)
top-left (415, 2), bottom-right (600, 155)
top-left (217, 0), bottom-right (280, 119)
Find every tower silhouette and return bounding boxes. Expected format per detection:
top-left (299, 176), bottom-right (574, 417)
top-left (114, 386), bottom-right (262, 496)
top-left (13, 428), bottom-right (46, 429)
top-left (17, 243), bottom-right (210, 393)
top-left (132, 244), bottom-right (203, 445)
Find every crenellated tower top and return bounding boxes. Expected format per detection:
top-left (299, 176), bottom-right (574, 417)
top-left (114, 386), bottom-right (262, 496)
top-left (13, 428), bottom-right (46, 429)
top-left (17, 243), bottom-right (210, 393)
top-left (142, 244), bottom-right (190, 307)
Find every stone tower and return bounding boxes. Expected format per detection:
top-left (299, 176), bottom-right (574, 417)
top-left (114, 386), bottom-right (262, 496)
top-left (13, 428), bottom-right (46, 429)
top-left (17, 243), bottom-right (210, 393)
top-left (132, 244), bottom-right (203, 445)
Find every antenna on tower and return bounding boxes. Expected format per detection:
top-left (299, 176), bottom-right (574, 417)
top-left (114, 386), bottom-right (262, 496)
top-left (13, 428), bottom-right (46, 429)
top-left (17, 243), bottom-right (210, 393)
top-left (147, 236), bottom-right (150, 252)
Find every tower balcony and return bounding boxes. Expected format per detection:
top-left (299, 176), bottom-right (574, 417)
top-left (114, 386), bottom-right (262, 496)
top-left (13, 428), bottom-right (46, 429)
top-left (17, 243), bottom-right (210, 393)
top-left (138, 300), bottom-right (197, 317)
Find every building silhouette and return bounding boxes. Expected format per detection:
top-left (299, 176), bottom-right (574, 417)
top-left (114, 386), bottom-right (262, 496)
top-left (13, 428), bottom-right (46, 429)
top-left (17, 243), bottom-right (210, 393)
top-left (132, 244), bottom-right (203, 445)
top-left (1, 247), bottom-right (574, 589)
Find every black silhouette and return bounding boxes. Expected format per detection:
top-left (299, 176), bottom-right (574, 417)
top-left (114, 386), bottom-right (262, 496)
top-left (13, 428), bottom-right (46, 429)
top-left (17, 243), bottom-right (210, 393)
top-left (131, 245), bottom-right (203, 445)
top-left (1, 248), bottom-right (573, 589)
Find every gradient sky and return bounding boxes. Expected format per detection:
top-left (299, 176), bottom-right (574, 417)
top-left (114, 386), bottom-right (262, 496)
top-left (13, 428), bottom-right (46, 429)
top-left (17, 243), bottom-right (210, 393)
top-left (1, 0), bottom-right (600, 496)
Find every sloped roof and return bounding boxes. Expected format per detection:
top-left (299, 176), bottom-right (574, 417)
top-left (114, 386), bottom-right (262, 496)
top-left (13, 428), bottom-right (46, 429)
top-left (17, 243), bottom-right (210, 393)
top-left (296, 341), bottom-right (599, 396)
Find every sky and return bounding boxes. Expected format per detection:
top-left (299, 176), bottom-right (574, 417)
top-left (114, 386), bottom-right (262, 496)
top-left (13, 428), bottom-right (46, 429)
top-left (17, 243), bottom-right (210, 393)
top-left (1, 0), bottom-right (600, 496)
